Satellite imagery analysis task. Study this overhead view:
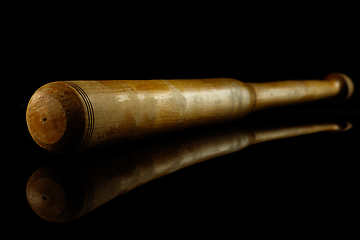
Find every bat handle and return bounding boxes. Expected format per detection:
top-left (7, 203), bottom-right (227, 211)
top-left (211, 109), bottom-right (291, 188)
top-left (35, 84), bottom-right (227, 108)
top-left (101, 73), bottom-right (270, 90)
top-left (248, 73), bottom-right (354, 112)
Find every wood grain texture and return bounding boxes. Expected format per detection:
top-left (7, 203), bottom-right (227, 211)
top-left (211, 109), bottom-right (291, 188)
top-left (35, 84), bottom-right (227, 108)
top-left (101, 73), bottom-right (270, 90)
top-left (26, 120), bottom-right (352, 222)
top-left (26, 73), bottom-right (353, 153)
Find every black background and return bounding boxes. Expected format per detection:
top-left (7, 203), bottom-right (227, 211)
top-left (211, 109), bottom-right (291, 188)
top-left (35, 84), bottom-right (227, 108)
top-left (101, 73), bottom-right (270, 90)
top-left (3, 7), bottom-right (359, 235)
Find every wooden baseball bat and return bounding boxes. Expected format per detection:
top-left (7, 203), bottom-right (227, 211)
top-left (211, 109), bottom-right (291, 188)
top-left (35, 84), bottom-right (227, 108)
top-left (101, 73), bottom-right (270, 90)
top-left (26, 120), bottom-right (352, 222)
top-left (26, 73), bottom-right (354, 153)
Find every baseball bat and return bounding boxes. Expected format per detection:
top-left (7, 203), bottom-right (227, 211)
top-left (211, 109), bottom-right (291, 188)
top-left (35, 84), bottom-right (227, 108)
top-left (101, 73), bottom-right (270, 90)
top-left (26, 120), bottom-right (352, 222)
top-left (26, 73), bottom-right (354, 153)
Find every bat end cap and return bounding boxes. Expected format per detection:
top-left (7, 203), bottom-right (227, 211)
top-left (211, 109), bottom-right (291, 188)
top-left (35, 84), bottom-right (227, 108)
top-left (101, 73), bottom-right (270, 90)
top-left (26, 95), bottom-right (67, 146)
top-left (26, 82), bottom-right (86, 154)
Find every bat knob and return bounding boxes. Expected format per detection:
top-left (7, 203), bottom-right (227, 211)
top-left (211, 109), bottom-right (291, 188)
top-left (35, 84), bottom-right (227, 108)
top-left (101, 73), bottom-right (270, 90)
top-left (325, 73), bottom-right (354, 103)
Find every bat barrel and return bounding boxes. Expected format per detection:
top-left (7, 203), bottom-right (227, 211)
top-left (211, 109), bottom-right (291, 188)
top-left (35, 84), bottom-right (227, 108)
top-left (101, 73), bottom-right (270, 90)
top-left (26, 79), bottom-right (254, 153)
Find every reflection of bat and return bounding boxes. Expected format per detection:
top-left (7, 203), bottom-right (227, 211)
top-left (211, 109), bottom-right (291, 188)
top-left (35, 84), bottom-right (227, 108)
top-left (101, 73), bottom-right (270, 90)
top-left (26, 120), bottom-right (351, 222)
top-left (26, 73), bottom-right (353, 153)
